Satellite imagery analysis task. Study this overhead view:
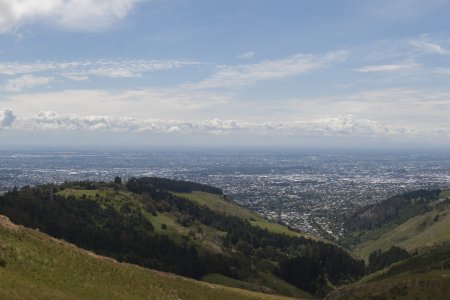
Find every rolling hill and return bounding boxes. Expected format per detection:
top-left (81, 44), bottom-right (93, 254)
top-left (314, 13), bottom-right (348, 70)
top-left (0, 215), bottom-right (297, 300)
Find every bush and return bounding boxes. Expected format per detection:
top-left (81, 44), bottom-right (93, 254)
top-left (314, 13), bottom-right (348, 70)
top-left (0, 257), bottom-right (6, 267)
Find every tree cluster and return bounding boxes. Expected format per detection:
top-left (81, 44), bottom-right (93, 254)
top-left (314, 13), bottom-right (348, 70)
top-left (368, 246), bottom-right (411, 273)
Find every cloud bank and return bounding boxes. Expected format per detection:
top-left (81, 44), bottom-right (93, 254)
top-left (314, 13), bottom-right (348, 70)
top-left (0, 0), bottom-right (143, 33)
top-left (2, 109), bottom-right (443, 138)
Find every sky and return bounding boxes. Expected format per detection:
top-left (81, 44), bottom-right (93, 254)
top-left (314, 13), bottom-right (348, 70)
top-left (1, 0), bottom-right (450, 149)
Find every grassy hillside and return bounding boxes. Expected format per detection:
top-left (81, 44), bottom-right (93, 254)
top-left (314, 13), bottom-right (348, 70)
top-left (324, 189), bottom-right (450, 299)
top-left (325, 269), bottom-right (450, 300)
top-left (325, 243), bottom-right (450, 300)
top-left (0, 215), bottom-right (298, 300)
top-left (353, 205), bottom-right (450, 259)
top-left (346, 189), bottom-right (450, 260)
top-left (202, 273), bottom-right (314, 299)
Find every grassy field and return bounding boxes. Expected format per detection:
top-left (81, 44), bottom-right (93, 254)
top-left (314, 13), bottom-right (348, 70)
top-left (176, 192), bottom-right (317, 239)
top-left (353, 206), bottom-right (450, 260)
top-left (0, 215), bottom-right (300, 300)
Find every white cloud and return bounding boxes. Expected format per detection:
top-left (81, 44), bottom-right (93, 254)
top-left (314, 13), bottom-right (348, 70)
top-left (3, 74), bottom-right (53, 92)
top-left (0, 0), bottom-right (143, 33)
top-left (5, 109), bottom-right (446, 138)
top-left (411, 40), bottom-right (450, 56)
top-left (187, 51), bottom-right (348, 89)
top-left (259, 115), bottom-right (405, 136)
top-left (0, 59), bottom-right (198, 79)
top-left (353, 63), bottom-right (419, 73)
top-left (0, 109), bottom-right (16, 129)
top-left (237, 52), bottom-right (255, 60)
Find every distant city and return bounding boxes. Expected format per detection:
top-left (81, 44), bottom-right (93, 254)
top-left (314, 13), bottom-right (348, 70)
top-left (1, 149), bottom-right (450, 239)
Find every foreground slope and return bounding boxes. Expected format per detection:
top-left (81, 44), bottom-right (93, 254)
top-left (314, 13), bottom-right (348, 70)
top-left (0, 215), bottom-right (295, 300)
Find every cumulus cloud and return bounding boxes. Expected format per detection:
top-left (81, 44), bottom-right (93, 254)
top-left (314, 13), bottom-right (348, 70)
top-left (5, 110), bottom-right (442, 138)
top-left (0, 109), bottom-right (16, 129)
top-left (187, 51), bottom-right (348, 89)
top-left (3, 74), bottom-right (53, 92)
top-left (0, 59), bottom-right (198, 79)
top-left (0, 0), bottom-right (143, 33)
top-left (353, 63), bottom-right (419, 73)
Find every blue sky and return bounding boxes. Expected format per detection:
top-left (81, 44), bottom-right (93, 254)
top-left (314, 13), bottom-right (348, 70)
top-left (1, 0), bottom-right (450, 148)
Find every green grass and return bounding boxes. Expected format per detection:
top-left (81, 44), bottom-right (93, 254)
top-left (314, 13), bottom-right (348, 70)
top-left (175, 192), bottom-right (260, 220)
top-left (202, 273), bottom-right (315, 299)
top-left (202, 273), bottom-right (267, 292)
top-left (57, 189), bottom-right (134, 211)
top-left (329, 270), bottom-right (450, 300)
top-left (440, 189), bottom-right (450, 198)
top-left (249, 220), bottom-right (303, 238)
top-left (353, 206), bottom-right (450, 260)
top-left (0, 216), bottom-right (299, 300)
